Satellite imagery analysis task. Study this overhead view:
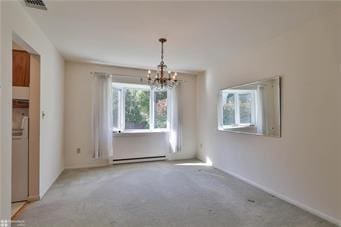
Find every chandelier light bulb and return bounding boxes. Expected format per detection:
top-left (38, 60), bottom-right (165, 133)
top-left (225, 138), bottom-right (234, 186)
top-left (173, 72), bottom-right (178, 80)
top-left (147, 70), bottom-right (151, 79)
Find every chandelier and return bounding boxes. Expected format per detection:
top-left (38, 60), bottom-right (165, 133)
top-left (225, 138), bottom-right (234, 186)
top-left (147, 38), bottom-right (178, 89)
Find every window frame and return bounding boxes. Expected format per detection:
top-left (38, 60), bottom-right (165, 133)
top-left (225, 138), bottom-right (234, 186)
top-left (221, 90), bottom-right (256, 129)
top-left (112, 82), bottom-right (170, 133)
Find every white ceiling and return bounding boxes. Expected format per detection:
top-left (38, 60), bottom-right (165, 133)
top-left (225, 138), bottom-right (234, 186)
top-left (23, 1), bottom-right (338, 72)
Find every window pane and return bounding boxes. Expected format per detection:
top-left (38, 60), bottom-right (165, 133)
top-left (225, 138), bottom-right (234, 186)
top-left (154, 91), bottom-right (167, 129)
top-left (112, 87), bottom-right (120, 129)
top-left (239, 93), bottom-right (252, 124)
top-left (125, 88), bottom-right (150, 129)
top-left (223, 93), bottom-right (235, 125)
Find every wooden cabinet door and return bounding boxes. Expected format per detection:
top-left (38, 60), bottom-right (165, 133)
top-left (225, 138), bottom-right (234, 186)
top-left (13, 50), bottom-right (30, 87)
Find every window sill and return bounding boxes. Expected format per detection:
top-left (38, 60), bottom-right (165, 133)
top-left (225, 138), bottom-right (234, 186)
top-left (218, 125), bottom-right (255, 130)
top-left (113, 130), bottom-right (169, 137)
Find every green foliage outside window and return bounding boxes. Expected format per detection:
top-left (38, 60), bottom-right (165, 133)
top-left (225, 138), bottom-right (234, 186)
top-left (154, 91), bottom-right (167, 128)
top-left (125, 89), bottom-right (150, 129)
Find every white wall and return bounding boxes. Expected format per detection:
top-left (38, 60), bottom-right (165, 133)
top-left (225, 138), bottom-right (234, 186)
top-left (0, 1), bottom-right (65, 219)
top-left (64, 61), bottom-right (197, 169)
top-left (0, 0), bottom-right (3, 219)
top-left (196, 10), bottom-right (341, 224)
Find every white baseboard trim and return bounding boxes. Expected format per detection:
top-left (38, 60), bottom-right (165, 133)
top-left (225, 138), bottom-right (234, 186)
top-left (64, 157), bottom-right (167, 170)
top-left (215, 166), bottom-right (340, 226)
top-left (64, 162), bottom-right (110, 170)
top-left (113, 157), bottom-right (166, 164)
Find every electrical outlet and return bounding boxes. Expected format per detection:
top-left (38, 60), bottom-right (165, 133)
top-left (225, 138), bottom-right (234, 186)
top-left (76, 148), bottom-right (81, 154)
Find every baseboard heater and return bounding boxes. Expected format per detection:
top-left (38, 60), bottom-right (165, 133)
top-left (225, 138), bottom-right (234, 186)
top-left (112, 155), bottom-right (166, 164)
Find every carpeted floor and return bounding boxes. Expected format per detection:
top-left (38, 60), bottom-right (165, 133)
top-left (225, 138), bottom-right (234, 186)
top-left (17, 160), bottom-right (335, 227)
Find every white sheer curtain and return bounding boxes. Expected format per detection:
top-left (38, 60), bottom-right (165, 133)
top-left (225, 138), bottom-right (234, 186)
top-left (169, 85), bottom-right (182, 153)
top-left (91, 75), bottom-right (113, 160)
top-left (256, 85), bottom-right (265, 134)
top-left (217, 90), bottom-right (223, 130)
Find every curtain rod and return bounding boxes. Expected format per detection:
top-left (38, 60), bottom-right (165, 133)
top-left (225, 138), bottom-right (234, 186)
top-left (90, 71), bottom-right (186, 82)
top-left (90, 71), bottom-right (141, 79)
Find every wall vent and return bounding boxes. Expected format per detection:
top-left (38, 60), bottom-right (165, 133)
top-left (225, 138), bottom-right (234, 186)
top-left (24, 0), bottom-right (47, 10)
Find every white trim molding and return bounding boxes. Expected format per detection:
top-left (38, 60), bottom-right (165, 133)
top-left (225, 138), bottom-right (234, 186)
top-left (64, 162), bottom-right (110, 170)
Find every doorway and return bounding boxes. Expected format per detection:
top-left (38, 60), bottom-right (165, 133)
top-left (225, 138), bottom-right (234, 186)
top-left (11, 36), bottom-right (40, 219)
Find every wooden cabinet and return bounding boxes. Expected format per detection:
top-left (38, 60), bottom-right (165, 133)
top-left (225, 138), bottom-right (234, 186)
top-left (13, 99), bottom-right (29, 108)
top-left (13, 50), bottom-right (30, 87)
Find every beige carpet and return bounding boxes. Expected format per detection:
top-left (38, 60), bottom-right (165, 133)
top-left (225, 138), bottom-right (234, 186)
top-left (17, 160), bottom-right (335, 227)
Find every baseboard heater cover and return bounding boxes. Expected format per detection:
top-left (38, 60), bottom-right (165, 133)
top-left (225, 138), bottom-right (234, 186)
top-left (112, 156), bottom-right (166, 164)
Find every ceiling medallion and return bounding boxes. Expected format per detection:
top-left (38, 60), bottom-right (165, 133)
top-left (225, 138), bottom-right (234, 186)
top-left (147, 38), bottom-right (178, 89)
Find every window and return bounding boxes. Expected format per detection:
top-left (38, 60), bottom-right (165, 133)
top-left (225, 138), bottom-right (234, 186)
top-left (112, 83), bottom-right (169, 132)
top-left (223, 93), bottom-right (235, 126)
top-left (239, 93), bottom-right (252, 124)
top-left (221, 90), bottom-right (256, 128)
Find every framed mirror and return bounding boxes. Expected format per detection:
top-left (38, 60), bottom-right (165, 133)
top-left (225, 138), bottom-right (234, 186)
top-left (217, 76), bottom-right (281, 137)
